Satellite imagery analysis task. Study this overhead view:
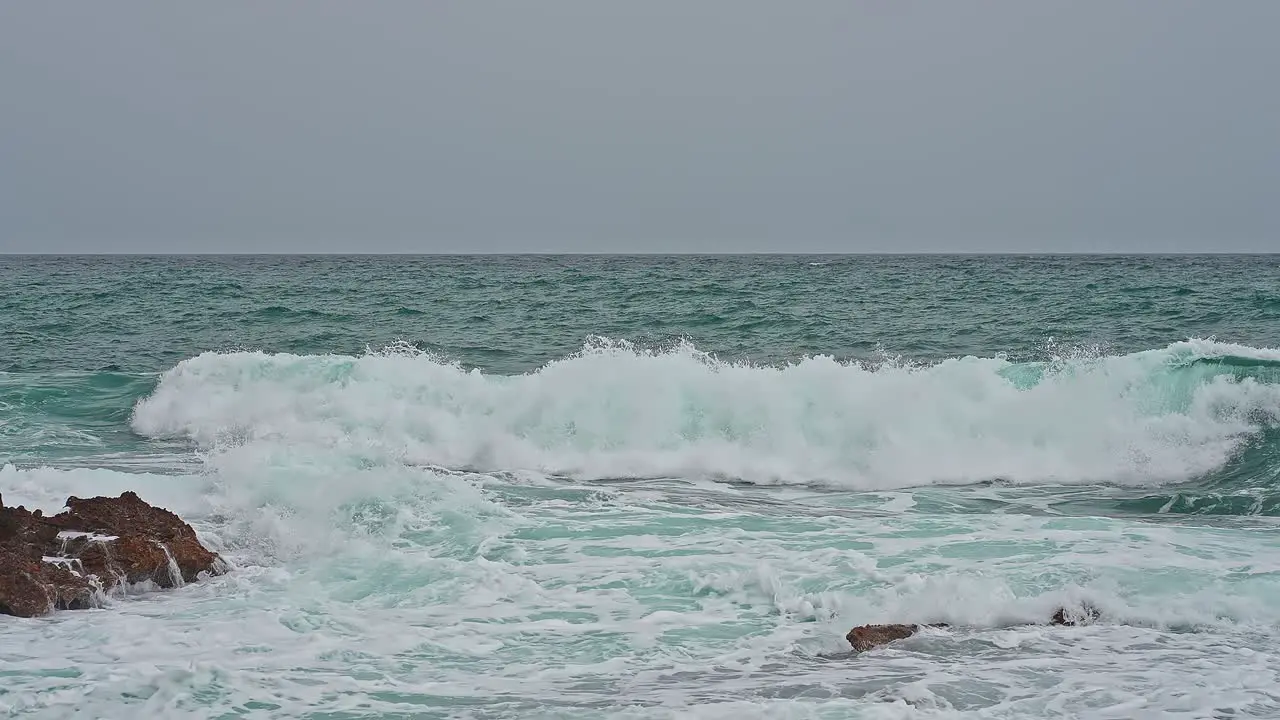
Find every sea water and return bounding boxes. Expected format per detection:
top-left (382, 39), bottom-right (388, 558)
top-left (2, 255), bottom-right (1280, 718)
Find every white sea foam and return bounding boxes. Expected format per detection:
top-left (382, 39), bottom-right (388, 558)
top-left (56, 530), bottom-right (119, 542)
top-left (2, 461), bottom-right (1279, 717)
top-left (130, 338), bottom-right (1280, 489)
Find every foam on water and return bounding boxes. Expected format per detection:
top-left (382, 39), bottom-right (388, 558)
top-left (55, 531), bottom-right (119, 542)
top-left (4, 456), bottom-right (1280, 717)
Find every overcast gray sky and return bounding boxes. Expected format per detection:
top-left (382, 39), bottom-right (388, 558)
top-left (1, 2), bottom-right (1277, 253)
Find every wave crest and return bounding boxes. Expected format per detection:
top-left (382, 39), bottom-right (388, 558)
top-left (130, 339), bottom-right (1280, 489)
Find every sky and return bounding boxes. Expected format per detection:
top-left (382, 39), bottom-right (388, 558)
top-left (1, 2), bottom-right (1278, 254)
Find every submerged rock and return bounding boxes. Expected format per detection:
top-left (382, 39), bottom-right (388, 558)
top-left (1050, 603), bottom-right (1102, 626)
top-left (847, 606), bottom-right (1104, 651)
top-left (846, 623), bottom-right (927, 652)
top-left (0, 492), bottom-right (226, 618)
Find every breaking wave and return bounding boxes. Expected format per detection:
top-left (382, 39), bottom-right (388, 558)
top-left (128, 338), bottom-right (1280, 492)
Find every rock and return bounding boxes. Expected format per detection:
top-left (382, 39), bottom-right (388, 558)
top-left (0, 492), bottom-right (226, 618)
top-left (847, 605), bottom-right (1105, 651)
top-left (0, 502), bottom-right (59, 562)
top-left (0, 501), bottom-right (102, 617)
top-left (846, 624), bottom-right (921, 651)
top-left (49, 491), bottom-right (224, 585)
top-left (1051, 603), bottom-right (1102, 626)
top-left (0, 548), bottom-right (96, 617)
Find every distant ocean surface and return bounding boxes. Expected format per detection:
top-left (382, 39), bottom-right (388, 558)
top-left (3, 254), bottom-right (1280, 718)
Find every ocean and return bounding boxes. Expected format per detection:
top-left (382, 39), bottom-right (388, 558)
top-left (3, 254), bottom-right (1280, 718)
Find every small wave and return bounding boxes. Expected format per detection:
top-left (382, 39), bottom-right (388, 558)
top-left (249, 306), bottom-right (349, 322)
top-left (1117, 492), bottom-right (1280, 516)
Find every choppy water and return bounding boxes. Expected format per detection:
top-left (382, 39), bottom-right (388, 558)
top-left (3, 254), bottom-right (1280, 718)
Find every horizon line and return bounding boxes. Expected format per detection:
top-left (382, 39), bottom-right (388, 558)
top-left (2, 251), bottom-right (1278, 258)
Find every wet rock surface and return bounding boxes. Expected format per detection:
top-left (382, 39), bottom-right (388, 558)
top-left (0, 491), bottom-right (226, 618)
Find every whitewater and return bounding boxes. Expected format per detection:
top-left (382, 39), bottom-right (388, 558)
top-left (132, 338), bottom-right (1280, 490)
top-left (4, 255), bottom-right (1280, 718)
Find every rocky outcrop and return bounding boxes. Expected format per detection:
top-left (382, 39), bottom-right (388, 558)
top-left (47, 492), bottom-right (224, 586)
top-left (847, 605), bottom-right (1102, 652)
top-left (0, 491), bottom-right (226, 618)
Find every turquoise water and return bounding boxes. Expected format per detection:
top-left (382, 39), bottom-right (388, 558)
top-left (3, 255), bottom-right (1280, 718)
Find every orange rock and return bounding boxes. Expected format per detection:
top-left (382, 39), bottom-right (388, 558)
top-left (1, 491), bottom-right (227, 618)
